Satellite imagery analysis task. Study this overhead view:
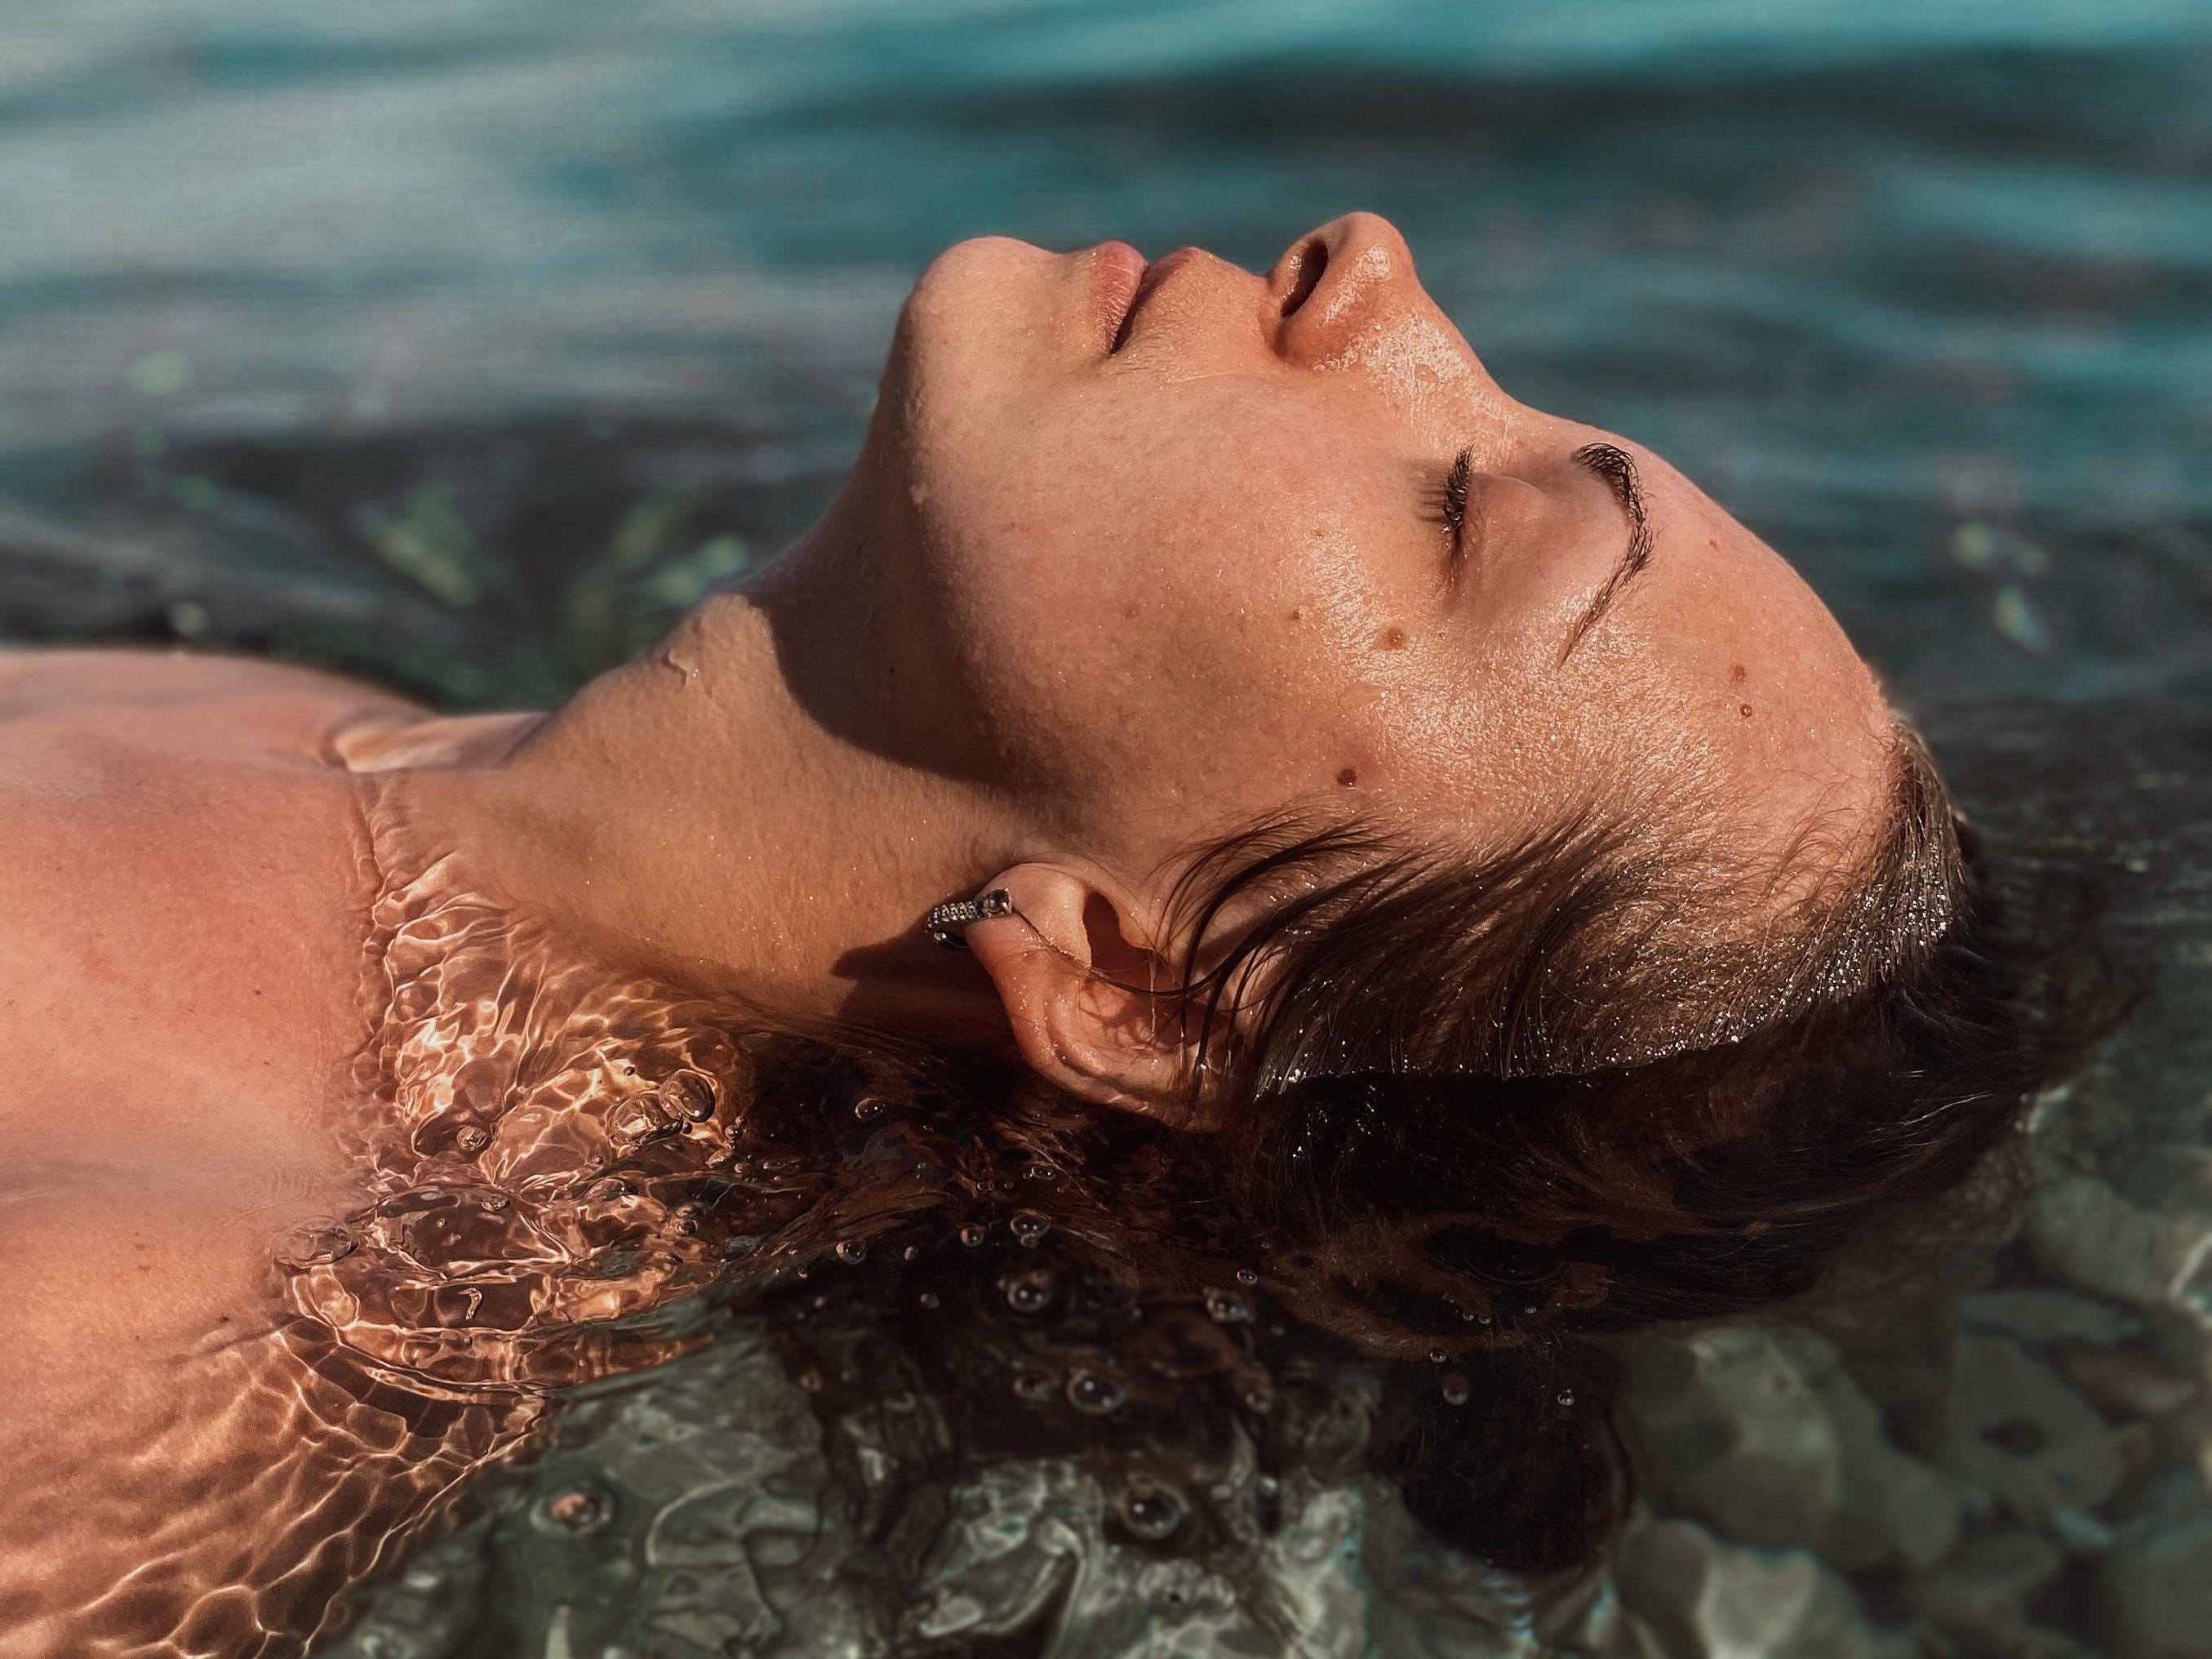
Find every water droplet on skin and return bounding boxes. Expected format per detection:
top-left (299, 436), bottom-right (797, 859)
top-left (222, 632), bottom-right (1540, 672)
top-left (959, 1223), bottom-right (988, 1248)
top-left (1120, 1483), bottom-right (1185, 1543)
top-left (1004, 1270), bottom-right (1055, 1314)
top-left (1205, 1288), bottom-right (1254, 1323)
top-left (1236, 1268), bottom-right (1259, 1286)
top-left (659, 1070), bottom-right (717, 1122)
top-left (918, 1291), bottom-right (940, 1309)
top-left (1442, 1372), bottom-right (1472, 1406)
top-left (853, 1096), bottom-right (886, 1122)
top-left (273, 1217), bottom-right (356, 1270)
top-left (454, 1124), bottom-right (490, 1154)
top-left (1010, 1210), bottom-right (1050, 1247)
top-left (534, 1486), bottom-right (613, 1536)
top-left (835, 1239), bottom-right (868, 1265)
top-left (1066, 1369), bottom-right (1126, 1414)
top-left (1557, 1389), bottom-right (1575, 1408)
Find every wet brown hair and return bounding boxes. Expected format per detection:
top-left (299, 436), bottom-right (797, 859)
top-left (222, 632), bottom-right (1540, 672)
top-left (744, 722), bottom-right (2117, 1581)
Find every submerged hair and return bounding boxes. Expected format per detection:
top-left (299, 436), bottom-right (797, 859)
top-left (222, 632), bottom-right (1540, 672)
top-left (735, 721), bottom-right (2113, 1581)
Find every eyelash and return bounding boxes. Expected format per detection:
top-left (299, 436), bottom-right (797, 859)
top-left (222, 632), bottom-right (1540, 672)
top-left (1436, 451), bottom-right (1472, 565)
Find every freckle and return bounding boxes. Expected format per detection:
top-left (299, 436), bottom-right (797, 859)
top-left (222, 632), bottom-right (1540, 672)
top-left (1739, 703), bottom-right (1755, 718)
top-left (1124, 603), bottom-right (1140, 620)
top-left (1336, 767), bottom-right (1359, 787)
top-left (1730, 663), bottom-right (1747, 684)
top-left (1287, 608), bottom-right (1303, 624)
top-left (1375, 625), bottom-right (1408, 650)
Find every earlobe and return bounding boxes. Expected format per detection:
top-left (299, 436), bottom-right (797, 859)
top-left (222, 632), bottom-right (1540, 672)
top-left (960, 863), bottom-right (1208, 1122)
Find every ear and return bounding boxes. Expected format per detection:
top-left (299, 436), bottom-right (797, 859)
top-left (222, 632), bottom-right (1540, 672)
top-left (962, 862), bottom-right (1229, 1127)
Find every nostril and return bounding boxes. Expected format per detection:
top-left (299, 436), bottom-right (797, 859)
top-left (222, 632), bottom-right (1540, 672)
top-left (1279, 238), bottom-right (1328, 318)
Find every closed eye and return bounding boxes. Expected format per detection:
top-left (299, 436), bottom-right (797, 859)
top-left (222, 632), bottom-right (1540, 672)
top-left (1433, 449), bottom-right (1473, 573)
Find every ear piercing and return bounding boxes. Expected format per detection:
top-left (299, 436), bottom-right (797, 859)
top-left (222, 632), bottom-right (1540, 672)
top-left (924, 888), bottom-right (1015, 951)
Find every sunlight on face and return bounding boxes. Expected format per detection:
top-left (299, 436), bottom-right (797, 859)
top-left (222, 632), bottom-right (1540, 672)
top-left (848, 213), bottom-right (1893, 884)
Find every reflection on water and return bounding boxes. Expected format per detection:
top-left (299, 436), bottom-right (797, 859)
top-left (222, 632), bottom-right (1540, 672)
top-left (4, 2), bottom-right (2212, 1655)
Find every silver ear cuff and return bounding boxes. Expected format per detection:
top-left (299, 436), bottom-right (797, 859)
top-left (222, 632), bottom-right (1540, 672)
top-left (925, 887), bottom-right (1014, 951)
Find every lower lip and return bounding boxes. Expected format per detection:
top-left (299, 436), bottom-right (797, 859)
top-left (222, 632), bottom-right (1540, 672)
top-left (1092, 240), bottom-right (1148, 347)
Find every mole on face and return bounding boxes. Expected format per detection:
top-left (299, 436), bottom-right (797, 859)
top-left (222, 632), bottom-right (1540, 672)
top-left (1373, 625), bottom-right (1408, 651)
top-left (1730, 663), bottom-right (1748, 684)
top-left (1336, 767), bottom-right (1359, 787)
top-left (1739, 703), bottom-right (1755, 719)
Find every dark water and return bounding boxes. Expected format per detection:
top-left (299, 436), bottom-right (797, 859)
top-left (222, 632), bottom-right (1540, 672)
top-left (3, 3), bottom-right (2210, 1655)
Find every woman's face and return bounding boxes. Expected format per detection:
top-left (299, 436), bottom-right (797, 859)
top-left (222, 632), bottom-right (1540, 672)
top-left (842, 213), bottom-right (1890, 883)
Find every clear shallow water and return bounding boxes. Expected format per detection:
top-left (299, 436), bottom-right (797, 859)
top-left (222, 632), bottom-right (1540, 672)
top-left (2, 2), bottom-right (2210, 1655)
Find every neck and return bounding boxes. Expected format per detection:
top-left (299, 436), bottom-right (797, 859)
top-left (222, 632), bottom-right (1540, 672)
top-left (362, 521), bottom-right (1025, 1047)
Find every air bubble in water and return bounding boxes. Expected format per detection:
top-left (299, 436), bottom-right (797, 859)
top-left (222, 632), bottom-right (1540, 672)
top-left (1557, 1389), bottom-right (1575, 1408)
top-left (273, 1217), bottom-right (356, 1270)
top-left (854, 1096), bottom-right (886, 1122)
top-left (918, 1291), bottom-right (940, 1309)
top-left (660, 1070), bottom-right (718, 1122)
top-left (959, 1223), bottom-right (988, 1248)
top-left (1120, 1483), bottom-right (1185, 1543)
top-left (1204, 1288), bottom-right (1254, 1324)
top-left (1004, 1270), bottom-right (1055, 1314)
top-left (1442, 1372), bottom-right (1471, 1406)
top-left (1010, 1210), bottom-right (1050, 1247)
top-left (1012, 1369), bottom-right (1055, 1403)
top-left (903, 1244), bottom-right (920, 1261)
top-left (1024, 1163), bottom-right (1058, 1181)
top-left (1429, 1349), bottom-right (1448, 1364)
top-left (1236, 1268), bottom-right (1259, 1286)
top-left (835, 1239), bottom-right (868, 1265)
top-left (454, 1124), bottom-right (490, 1154)
top-left (1255, 1474), bottom-right (1281, 1501)
top-left (1066, 1368), bottom-right (1126, 1414)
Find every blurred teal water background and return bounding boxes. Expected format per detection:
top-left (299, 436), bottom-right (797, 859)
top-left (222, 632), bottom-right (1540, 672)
top-left (4, 3), bottom-right (2212, 1656)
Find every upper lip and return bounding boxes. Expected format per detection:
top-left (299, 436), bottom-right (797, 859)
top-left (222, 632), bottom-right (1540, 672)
top-left (1108, 246), bottom-right (1201, 353)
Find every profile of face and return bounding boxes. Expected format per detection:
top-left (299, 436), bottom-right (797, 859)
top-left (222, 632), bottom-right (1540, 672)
top-left (844, 213), bottom-right (1888, 868)
top-left (797, 213), bottom-right (1900, 1107)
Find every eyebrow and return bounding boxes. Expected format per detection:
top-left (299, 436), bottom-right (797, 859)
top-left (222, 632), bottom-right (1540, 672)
top-left (1557, 441), bottom-right (1653, 663)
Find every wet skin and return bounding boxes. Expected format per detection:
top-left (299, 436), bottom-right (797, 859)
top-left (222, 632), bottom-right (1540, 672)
top-left (0, 215), bottom-right (1897, 1654)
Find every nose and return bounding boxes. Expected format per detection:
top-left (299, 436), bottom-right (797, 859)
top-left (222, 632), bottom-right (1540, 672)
top-left (1266, 212), bottom-right (1426, 363)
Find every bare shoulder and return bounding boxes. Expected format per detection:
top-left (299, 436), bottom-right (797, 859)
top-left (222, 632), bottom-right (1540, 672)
top-left (0, 646), bottom-right (425, 749)
top-left (0, 648), bottom-right (408, 1167)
